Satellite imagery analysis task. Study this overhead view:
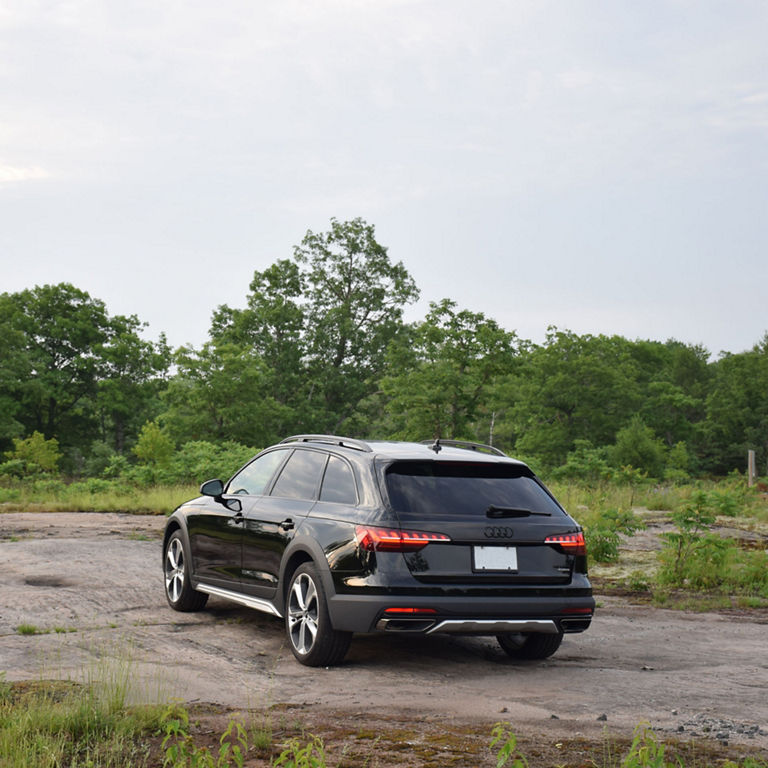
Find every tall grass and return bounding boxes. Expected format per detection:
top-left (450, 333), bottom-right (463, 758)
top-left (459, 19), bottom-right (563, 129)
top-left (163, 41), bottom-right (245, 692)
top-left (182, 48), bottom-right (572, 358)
top-left (0, 479), bottom-right (197, 514)
top-left (0, 672), bottom-right (166, 768)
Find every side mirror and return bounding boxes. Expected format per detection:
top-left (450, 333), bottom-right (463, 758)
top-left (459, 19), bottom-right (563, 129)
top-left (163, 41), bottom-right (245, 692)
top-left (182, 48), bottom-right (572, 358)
top-left (200, 478), bottom-right (224, 497)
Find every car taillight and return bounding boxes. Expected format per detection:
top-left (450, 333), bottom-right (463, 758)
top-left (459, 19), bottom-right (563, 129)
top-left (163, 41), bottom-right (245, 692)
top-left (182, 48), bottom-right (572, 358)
top-left (355, 525), bottom-right (451, 552)
top-left (383, 607), bottom-right (437, 615)
top-left (545, 532), bottom-right (587, 556)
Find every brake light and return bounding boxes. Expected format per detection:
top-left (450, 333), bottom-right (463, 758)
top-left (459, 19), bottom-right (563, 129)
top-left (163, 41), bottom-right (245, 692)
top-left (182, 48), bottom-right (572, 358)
top-left (383, 607), bottom-right (437, 615)
top-left (545, 532), bottom-right (587, 556)
top-left (355, 526), bottom-right (451, 552)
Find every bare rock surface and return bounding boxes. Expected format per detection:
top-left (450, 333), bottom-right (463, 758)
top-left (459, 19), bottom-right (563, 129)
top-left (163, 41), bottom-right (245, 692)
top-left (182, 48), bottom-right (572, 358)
top-left (1, 511), bottom-right (767, 754)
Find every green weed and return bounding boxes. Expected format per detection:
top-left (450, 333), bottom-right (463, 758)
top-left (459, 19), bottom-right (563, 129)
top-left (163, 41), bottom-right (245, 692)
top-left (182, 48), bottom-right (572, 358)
top-left (15, 623), bottom-right (46, 636)
top-left (273, 733), bottom-right (327, 768)
top-left (490, 722), bottom-right (528, 768)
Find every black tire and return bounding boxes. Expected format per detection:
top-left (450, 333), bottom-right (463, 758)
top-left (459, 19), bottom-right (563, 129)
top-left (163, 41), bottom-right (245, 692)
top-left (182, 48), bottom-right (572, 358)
top-left (496, 631), bottom-right (563, 660)
top-left (285, 562), bottom-right (351, 667)
top-left (164, 530), bottom-right (208, 612)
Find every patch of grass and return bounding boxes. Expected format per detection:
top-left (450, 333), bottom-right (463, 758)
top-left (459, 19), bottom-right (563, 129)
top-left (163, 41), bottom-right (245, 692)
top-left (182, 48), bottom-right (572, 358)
top-left (0, 481), bottom-right (197, 514)
top-left (15, 623), bottom-right (48, 636)
top-left (0, 677), bottom-right (166, 768)
top-left (126, 532), bottom-right (153, 541)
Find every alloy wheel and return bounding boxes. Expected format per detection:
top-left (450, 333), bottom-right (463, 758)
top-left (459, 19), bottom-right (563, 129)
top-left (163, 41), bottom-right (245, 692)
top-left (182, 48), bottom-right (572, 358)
top-left (165, 537), bottom-right (185, 604)
top-left (288, 572), bottom-right (319, 655)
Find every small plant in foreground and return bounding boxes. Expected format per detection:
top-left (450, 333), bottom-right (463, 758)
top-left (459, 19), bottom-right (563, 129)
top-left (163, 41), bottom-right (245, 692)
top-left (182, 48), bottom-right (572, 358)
top-left (620, 724), bottom-right (671, 768)
top-left (490, 723), bottom-right (528, 768)
top-left (273, 733), bottom-right (327, 768)
top-left (162, 705), bottom-right (251, 768)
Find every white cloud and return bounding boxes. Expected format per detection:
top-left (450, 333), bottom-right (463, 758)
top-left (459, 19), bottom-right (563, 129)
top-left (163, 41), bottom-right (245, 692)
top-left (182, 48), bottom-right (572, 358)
top-left (0, 164), bottom-right (49, 183)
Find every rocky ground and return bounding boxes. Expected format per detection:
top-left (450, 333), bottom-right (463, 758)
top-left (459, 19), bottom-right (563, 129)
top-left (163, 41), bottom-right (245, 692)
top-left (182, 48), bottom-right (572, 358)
top-left (1, 510), bottom-right (767, 765)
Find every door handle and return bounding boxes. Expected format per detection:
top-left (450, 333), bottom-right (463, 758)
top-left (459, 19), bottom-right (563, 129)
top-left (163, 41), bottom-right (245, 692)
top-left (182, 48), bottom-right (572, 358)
top-left (279, 518), bottom-right (294, 531)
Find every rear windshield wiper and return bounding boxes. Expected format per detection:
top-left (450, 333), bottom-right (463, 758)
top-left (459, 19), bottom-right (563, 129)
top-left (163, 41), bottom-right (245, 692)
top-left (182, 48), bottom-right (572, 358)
top-left (486, 505), bottom-right (551, 518)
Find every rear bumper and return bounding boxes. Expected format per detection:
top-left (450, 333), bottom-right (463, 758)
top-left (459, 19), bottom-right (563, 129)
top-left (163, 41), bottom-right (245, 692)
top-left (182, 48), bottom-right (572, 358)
top-left (327, 592), bottom-right (595, 635)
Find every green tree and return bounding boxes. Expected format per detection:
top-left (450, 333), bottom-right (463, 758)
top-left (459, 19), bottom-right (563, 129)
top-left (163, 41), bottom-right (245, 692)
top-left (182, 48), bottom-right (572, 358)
top-left (295, 217), bottom-right (419, 430)
top-left (0, 283), bottom-right (168, 464)
top-left (609, 415), bottom-right (667, 478)
top-left (0, 284), bottom-right (112, 448)
top-left (133, 421), bottom-right (174, 467)
top-left (381, 299), bottom-right (518, 441)
top-left (95, 317), bottom-right (170, 455)
top-left (210, 259), bottom-right (306, 412)
top-left (206, 218), bottom-right (419, 436)
top-left (0, 431), bottom-right (61, 476)
top-left (162, 342), bottom-right (297, 446)
top-left (702, 334), bottom-right (768, 474)
top-left (497, 330), bottom-right (643, 467)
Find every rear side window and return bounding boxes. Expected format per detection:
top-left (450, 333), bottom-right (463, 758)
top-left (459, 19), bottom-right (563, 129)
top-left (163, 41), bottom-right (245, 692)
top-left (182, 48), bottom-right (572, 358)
top-left (385, 462), bottom-right (564, 520)
top-left (271, 450), bottom-right (328, 500)
top-left (319, 456), bottom-right (357, 505)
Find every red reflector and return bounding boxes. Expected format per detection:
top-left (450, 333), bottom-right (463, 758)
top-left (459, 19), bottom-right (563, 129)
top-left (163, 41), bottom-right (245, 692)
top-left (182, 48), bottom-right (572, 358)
top-left (561, 607), bottom-right (593, 615)
top-left (355, 526), bottom-right (451, 552)
top-left (383, 607), bottom-right (437, 615)
top-left (545, 532), bottom-right (587, 556)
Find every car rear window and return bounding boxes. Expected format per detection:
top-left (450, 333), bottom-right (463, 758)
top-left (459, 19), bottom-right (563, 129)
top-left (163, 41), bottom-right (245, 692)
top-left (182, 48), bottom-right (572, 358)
top-left (384, 461), bottom-right (565, 520)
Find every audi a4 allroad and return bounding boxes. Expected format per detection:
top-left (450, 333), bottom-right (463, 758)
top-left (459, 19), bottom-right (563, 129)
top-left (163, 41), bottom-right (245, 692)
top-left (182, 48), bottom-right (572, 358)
top-left (162, 435), bottom-right (594, 666)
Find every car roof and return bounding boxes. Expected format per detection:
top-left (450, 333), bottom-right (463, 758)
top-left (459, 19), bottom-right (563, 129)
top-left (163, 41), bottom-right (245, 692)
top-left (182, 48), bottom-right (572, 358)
top-left (279, 435), bottom-right (528, 467)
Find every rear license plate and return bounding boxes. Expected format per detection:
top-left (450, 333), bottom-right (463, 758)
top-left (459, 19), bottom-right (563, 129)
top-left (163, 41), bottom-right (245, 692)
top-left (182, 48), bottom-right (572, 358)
top-left (473, 546), bottom-right (518, 572)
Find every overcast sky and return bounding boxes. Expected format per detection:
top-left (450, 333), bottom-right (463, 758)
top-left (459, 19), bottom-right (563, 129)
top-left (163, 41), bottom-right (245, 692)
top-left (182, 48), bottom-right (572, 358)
top-left (2, 0), bottom-right (767, 356)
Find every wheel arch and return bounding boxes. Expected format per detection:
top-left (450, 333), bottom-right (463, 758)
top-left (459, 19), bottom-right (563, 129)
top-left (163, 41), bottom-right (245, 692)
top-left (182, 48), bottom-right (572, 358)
top-left (277, 538), bottom-right (333, 615)
top-left (162, 515), bottom-right (191, 573)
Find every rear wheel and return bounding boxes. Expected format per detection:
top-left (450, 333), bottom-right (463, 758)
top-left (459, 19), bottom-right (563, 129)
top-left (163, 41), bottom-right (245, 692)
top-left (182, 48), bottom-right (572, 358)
top-left (496, 631), bottom-right (563, 660)
top-left (164, 531), bottom-right (208, 612)
top-left (286, 563), bottom-right (351, 667)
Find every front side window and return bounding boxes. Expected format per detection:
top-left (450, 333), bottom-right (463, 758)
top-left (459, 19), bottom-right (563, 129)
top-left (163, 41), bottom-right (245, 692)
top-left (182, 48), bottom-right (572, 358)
top-left (227, 450), bottom-right (288, 496)
top-left (270, 450), bottom-right (328, 500)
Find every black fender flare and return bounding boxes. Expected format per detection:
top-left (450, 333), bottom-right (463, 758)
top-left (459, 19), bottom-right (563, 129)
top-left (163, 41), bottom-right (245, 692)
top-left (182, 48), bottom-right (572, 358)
top-left (277, 534), bottom-right (337, 616)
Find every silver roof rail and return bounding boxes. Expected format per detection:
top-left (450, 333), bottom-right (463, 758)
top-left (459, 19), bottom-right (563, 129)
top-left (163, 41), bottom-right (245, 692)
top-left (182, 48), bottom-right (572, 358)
top-left (420, 439), bottom-right (507, 457)
top-left (280, 434), bottom-right (373, 453)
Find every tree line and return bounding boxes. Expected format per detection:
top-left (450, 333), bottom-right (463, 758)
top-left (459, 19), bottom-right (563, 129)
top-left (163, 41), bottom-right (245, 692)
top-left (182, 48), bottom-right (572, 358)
top-left (2, 217), bottom-right (767, 481)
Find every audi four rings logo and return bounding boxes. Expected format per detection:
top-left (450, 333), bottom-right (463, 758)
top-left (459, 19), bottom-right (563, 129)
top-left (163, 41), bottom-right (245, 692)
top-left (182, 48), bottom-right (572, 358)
top-left (484, 526), bottom-right (514, 538)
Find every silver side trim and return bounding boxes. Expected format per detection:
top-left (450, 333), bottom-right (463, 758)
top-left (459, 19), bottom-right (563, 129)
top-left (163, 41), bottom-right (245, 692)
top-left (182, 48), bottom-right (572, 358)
top-left (196, 583), bottom-right (283, 618)
top-left (427, 619), bottom-right (558, 635)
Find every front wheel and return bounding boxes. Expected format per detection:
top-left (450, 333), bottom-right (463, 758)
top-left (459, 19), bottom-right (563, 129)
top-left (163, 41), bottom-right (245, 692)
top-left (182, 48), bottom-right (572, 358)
top-left (164, 531), bottom-right (208, 612)
top-left (496, 631), bottom-right (563, 660)
top-left (286, 563), bottom-right (351, 667)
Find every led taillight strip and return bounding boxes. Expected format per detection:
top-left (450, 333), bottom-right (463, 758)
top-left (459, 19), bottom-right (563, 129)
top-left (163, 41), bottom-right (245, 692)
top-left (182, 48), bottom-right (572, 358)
top-left (355, 525), bottom-right (451, 552)
top-left (544, 531), bottom-right (587, 556)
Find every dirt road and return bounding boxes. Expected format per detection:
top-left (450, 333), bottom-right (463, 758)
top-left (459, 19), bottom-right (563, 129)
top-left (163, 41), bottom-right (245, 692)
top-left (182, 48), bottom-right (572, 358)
top-left (1, 511), bottom-right (767, 759)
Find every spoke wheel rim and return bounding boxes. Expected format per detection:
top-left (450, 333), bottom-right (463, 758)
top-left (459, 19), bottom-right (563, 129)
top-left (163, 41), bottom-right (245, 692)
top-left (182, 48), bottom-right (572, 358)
top-left (164, 538), bottom-right (185, 604)
top-left (288, 573), bottom-right (319, 655)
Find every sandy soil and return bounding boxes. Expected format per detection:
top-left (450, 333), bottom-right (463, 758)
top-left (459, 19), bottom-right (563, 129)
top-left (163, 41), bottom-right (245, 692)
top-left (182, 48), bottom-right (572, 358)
top-left (1, 511), bottom-right (767, 764)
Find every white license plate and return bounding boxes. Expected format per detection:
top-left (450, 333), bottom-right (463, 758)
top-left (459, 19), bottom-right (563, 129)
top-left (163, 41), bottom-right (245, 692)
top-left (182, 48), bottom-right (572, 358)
top-left (473, 546), bottom-right (518, 572)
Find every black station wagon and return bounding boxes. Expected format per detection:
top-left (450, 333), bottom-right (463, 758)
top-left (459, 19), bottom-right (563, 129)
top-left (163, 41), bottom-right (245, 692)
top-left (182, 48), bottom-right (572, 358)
top-left (162, 435), bottom-right (594, 666)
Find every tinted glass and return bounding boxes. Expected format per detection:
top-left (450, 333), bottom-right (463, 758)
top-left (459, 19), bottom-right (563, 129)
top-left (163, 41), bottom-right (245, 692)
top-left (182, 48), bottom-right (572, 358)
top-left (271, 450), bottom-right (328, 500)
top-left (385, 462), bottom-right (564, 520)
top-left (227, 450), bottom-right (287, 495)
top-left (319, 456), bottom-right (357, 505)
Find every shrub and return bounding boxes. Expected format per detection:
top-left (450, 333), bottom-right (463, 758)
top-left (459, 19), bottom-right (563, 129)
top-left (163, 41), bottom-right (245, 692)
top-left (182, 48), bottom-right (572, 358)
top-left (609, 417), bottom-right (667, 479)
top-left (582, 507), bottom-right (644, 564)
top-left (1, 432), bottom-right (61, 476)
top-left (551, 440), bottom-right (614, 483)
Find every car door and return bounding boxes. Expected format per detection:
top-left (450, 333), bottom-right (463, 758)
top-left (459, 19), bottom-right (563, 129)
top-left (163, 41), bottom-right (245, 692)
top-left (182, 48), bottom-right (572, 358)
top-left (187, 448), bottom-right (289, 589)
top-left (240, 448), bottom-right (329, 598)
